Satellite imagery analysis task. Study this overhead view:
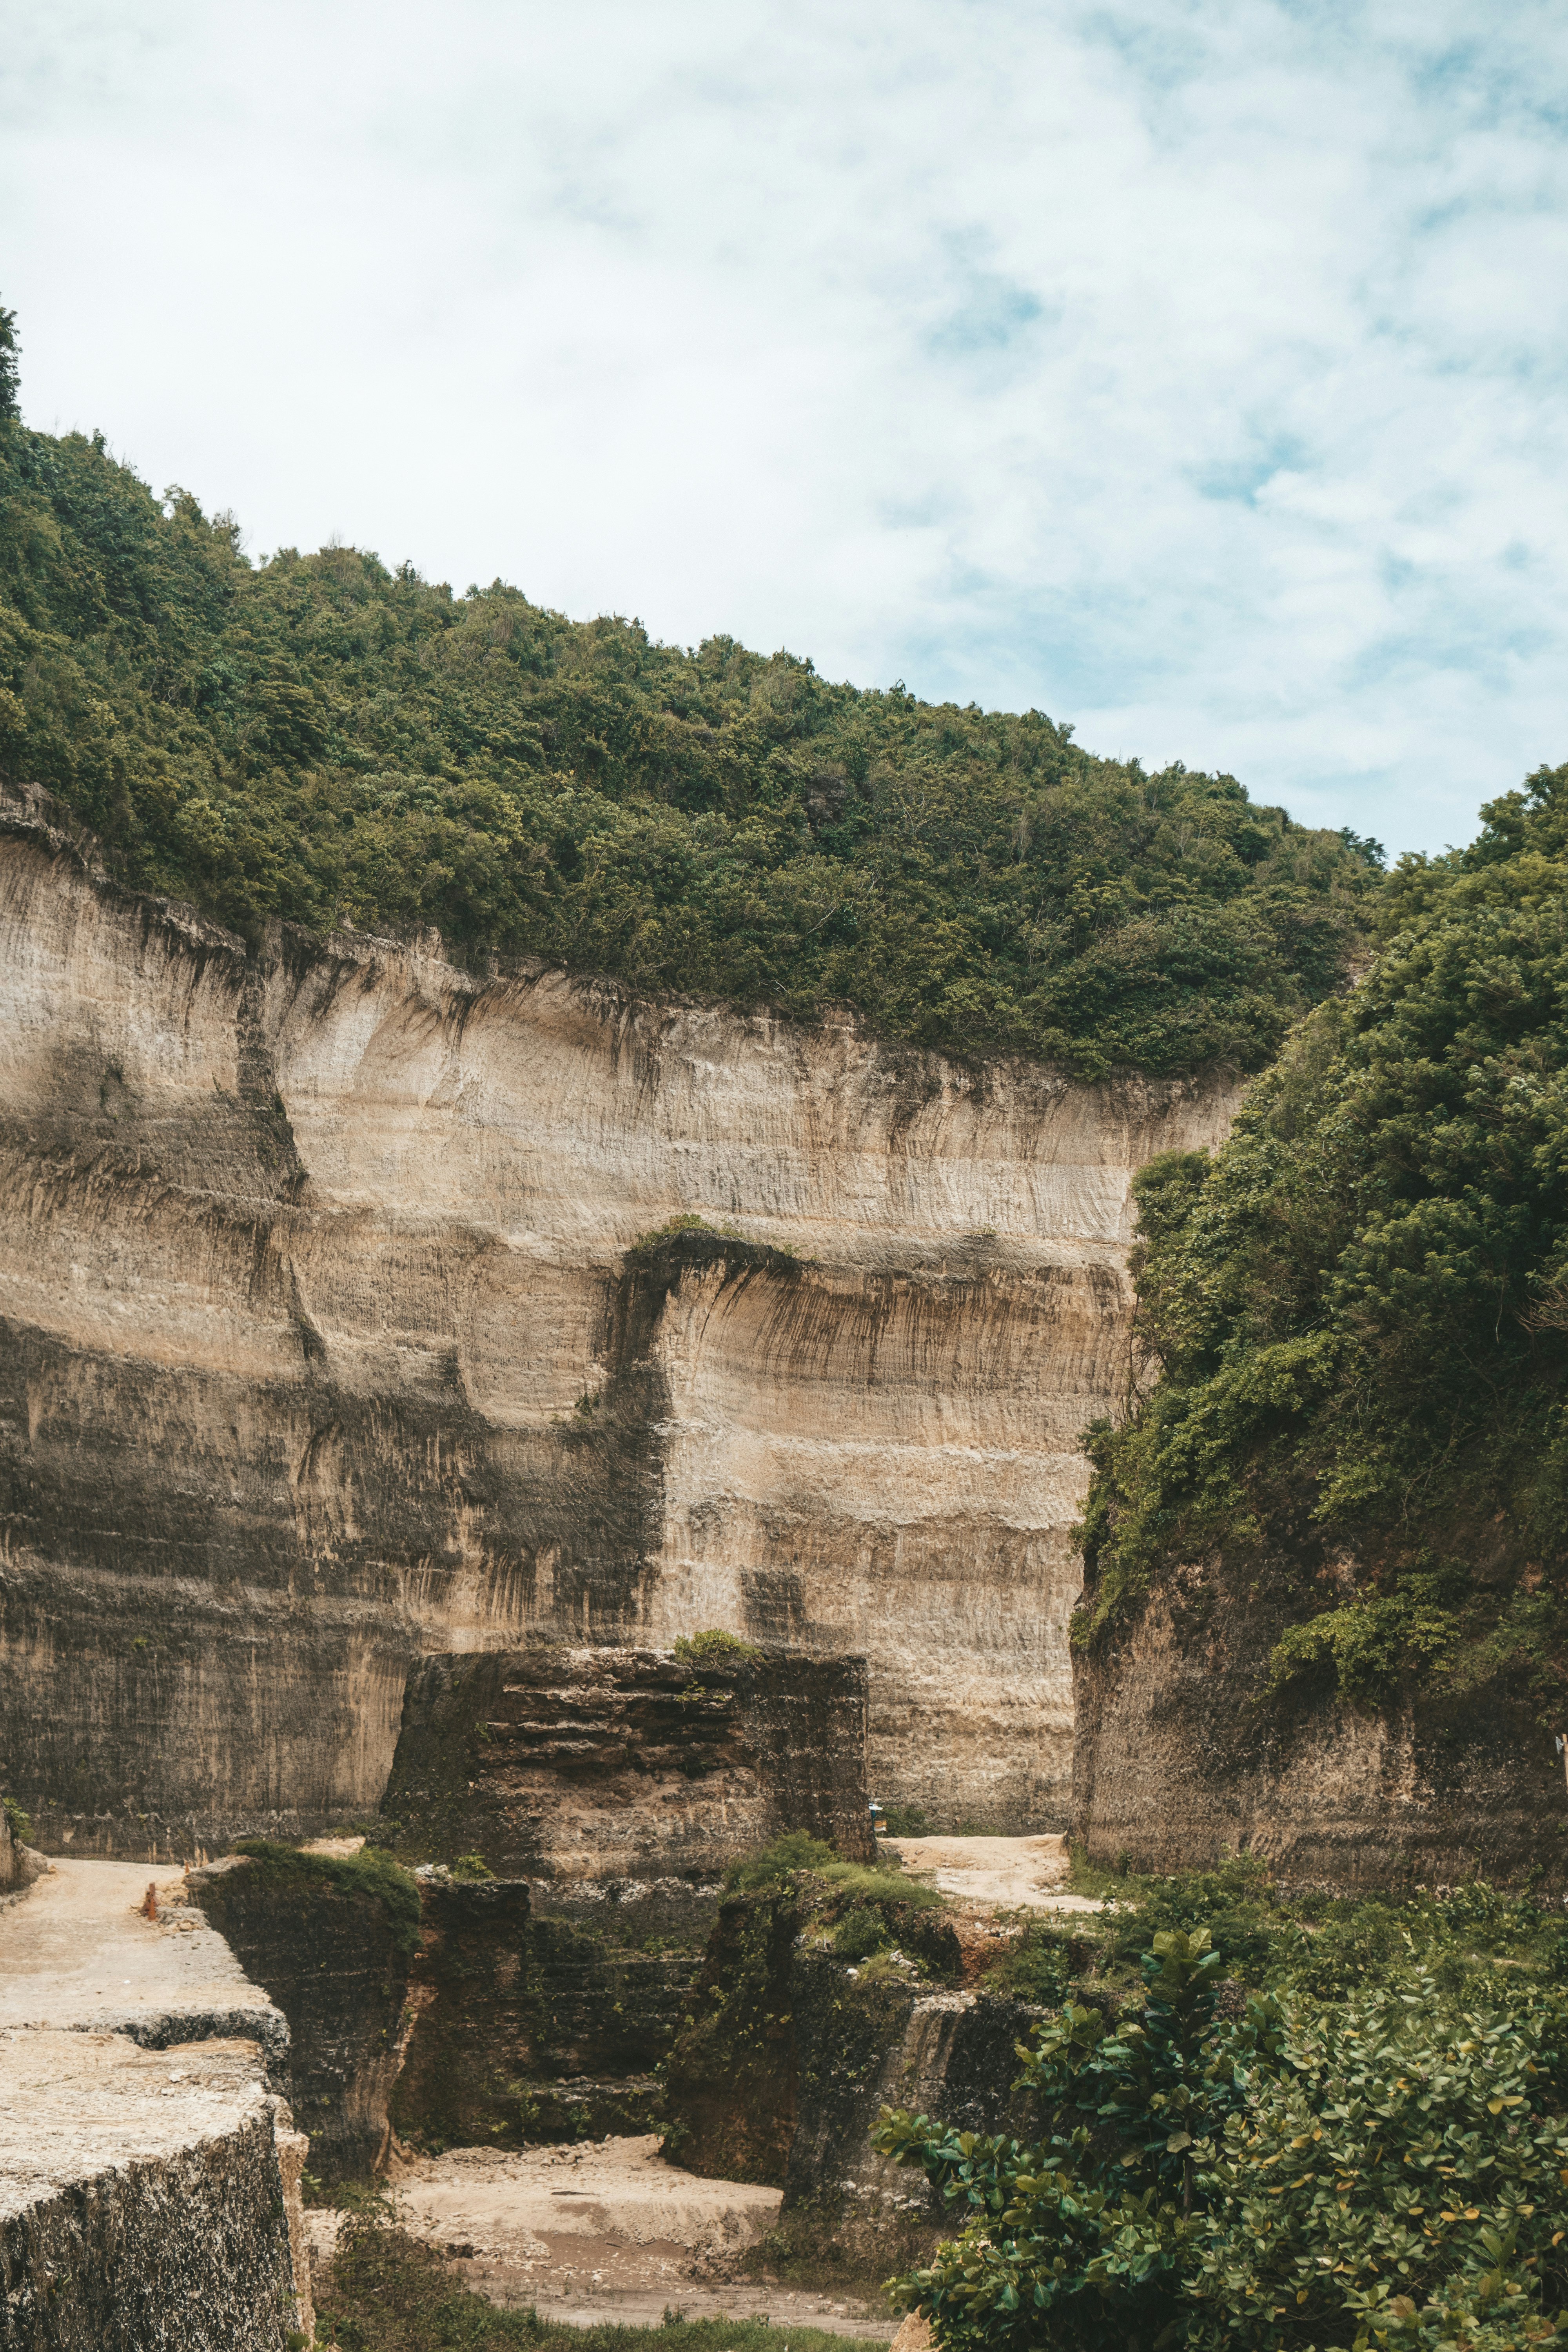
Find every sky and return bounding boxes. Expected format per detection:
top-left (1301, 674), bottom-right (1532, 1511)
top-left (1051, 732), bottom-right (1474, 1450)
top-left (2, 2), bottom-right (1566, 857)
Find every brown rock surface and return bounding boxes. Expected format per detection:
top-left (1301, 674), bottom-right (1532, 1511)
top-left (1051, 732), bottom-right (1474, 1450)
top-left (1071, 1553), bottom-right (1568, 1888)
top-left (0, 789), bottom-right (1236, 1851)
top-left (383, 1643), bottom-right (873, 1877)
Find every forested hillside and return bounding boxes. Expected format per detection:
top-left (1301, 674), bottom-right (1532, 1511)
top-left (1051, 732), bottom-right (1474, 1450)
top-left (1079, 765), bottom-right (1568, 1717)
top-left (0, 316), bottom-right (1377, 1078)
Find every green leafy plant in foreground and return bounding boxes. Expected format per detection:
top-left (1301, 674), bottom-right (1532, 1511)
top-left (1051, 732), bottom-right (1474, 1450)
top-left (877, 1926), bottom-right (1568, 2352)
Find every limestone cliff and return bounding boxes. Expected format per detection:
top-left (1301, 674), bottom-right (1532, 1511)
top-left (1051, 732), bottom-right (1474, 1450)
top-left (1071, 1551), bottom-right (1568, 1889)
top-left (0, 784), bottom-right (1236, 1851)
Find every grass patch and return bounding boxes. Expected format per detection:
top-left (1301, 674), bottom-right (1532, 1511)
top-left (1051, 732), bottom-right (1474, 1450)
top-left (722, 1831), bottom-right (840, 1892)
top-left (671, 1628), bottom-right (764, 1669)
top-left (313, 2215), bottom-right (878, 2350)
top-left (816, 1862), bottom-right (941, 1910)
top-left (229, 1838), bottom-right (423, 1954)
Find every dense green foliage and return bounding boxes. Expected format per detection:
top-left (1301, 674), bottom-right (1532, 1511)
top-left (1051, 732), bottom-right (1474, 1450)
top-left (1047, 1853), bottom-right (1568, 2009)
top-left (230, 1837), bottom-right (423, 1953)
top-left (1076, 769), bottom-right (1568, 1706)
top-left (670, 1627), bottom-right (764, 1668)
top-left (880, 1916), bottom-right (1568, 2352)
top-left (721, 1829), bottom-right (841, 1892)
top-left (0, 307), bottom-right (18, 424)
top-left (0, 393), bottom-right (1378, 1076)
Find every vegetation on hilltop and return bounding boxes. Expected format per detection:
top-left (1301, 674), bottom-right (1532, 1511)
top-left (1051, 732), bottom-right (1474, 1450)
top-left (0, 318), bottom-right (1377, 1077)
top-left (1076, 767), bottom-right (1568, 1714)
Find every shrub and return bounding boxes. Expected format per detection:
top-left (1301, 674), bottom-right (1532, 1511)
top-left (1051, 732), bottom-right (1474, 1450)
top-left (2, 1794), bottom-right (32, 1846)
top-left (1076, 767), bottom-right (1568, 1717)
top-left (817, 1860), bottom-right (943, 1910)
top-left (449, 1853), bottom-right (493, 1881)
top-left (722, 1830), bottom-right (838, 1892)
top-left (832, 1904), bottom-right (893, 1962)
top-left (671, 1628), bottom-right (763, 1669)
top-left (982, 1924), bottom-right (1075, 2005)
top-left (876, 1926), bottom-right (1568, 2352)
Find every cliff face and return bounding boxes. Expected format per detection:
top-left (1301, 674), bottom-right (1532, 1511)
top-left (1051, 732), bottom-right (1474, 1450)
top-left (382, 1644), bottom-right (873, 1876)
top-left (1071, 1553), bottom-right (1568, 1889)
top-left (0, 789), bottom-right (1236, 1850)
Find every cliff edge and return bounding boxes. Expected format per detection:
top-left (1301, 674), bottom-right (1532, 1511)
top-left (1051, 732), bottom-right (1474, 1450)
top-left (0, 786), bottom-right (1238, 1852)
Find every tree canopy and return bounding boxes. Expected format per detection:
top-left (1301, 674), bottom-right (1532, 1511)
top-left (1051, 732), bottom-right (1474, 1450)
top-left (1077, 768), bottom-right (1568, 1712)
top-left (0, 401), bottom-right (1377, 1078)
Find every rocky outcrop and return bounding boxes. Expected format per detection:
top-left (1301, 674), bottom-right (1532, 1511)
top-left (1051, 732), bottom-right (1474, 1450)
top-left (381, 1642), bottom-right (873, 1877)
top-left (0, 2036), bottom-right (307, 2352)
top-left (0, 783), bottom-right (1236, 1854)
top-left (660, 1883), bottom-right (1039, 2201)
top-left (0, 1857), bottom-right (310, 2349)
top-left (392, 1874), bottom-right (702, 2149)
top-left (189, 1846), bottom-right (419, 2183)
top-left (1071, 1553), bottom-right (1568, 1889)
top-left (786, 1968), bottom-right (1040, 2213)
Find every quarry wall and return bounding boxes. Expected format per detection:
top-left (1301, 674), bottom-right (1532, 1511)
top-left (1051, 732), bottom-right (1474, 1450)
top-left (1071, 1553), bottom-right (1568, 1889)
top-left (0, 786), bottom-right (1237, 1850)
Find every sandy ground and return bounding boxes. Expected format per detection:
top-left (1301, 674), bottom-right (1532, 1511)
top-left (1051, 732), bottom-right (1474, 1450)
top-left (0, 1857), bottom-right (278, 2039)
top-left (884, 1832), bottom-right (1105, 1914)
top-left (311, 2137), bottom-right (899, 2337)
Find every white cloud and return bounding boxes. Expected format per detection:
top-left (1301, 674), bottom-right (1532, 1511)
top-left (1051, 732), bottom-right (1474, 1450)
top-left (2, 0), bottom-right (1566, 852)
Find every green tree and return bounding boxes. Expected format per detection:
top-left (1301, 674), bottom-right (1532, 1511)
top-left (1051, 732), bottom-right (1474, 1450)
top-left (0, 299), bottom-right (1380, 1080)
top-left (1076, 766), bottom-right (1568, 1709)
top-left (877, 1932), bottom-right (1568, 2352)
top-left (0, 303), bottom-right (17, 421)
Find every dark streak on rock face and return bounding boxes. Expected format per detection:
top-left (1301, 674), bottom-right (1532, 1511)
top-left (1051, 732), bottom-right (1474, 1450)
top-left (380, 1644), bottom-right (874, 1879)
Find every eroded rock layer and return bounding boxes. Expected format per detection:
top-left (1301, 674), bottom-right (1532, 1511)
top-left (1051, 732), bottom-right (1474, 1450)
top-left (1071, 1556), bottom-right (1568, 1889)
top-left (0, 789), bottom-right (1236, 1849)
top-left (383, 1644), bottom-right (873, 1877)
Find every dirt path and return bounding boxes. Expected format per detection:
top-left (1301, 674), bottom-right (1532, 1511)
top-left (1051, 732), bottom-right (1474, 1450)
top-left (885, 1833), bottom-right (1104, 1913)
top-left (0, 1857), bottom-right (278, 2040)
top-left (312, 2137), bottom-right (898, 2337)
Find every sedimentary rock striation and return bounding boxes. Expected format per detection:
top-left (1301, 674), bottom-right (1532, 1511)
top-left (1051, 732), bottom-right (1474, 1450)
top-left (0, 784), bottom-right (1236, 1851)
top-left (1071, 1554), bottom-right (1568, 1889)
top-left (383, 1644), bottom-right (874, 1877)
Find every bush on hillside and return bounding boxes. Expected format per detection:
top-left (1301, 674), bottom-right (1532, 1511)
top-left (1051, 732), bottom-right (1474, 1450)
top-left (1076, 765), bottom-right (1568, 1713)
top-left (0, 335), bottom-right (1379, 1080)
top-left (877, 1925), bottom-right (1568, 2352)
